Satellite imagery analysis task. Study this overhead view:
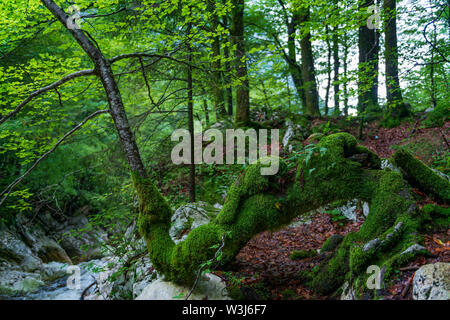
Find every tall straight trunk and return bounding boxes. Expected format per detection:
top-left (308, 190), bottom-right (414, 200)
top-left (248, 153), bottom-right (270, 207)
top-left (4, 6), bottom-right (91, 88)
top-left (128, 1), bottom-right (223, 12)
top-left (203, 98), bottom-right (210, 124)
top-left (384, 0), bottom-right (406, 117)
top-left (41, 0), bottom-right (147, 179)
top-left (343, 32), bottom-right (349, 116)
top-left (286, 13), bottom-right (307, 109)
top-left (223, 15), bottom-right (233, 116)
top-left (325, 25), bottom-right (332, 116)
top-left (430, 24), bottom-right (437, 109)
top-left (187, 20), bottom-right (196, 202)
top-left (358, 0), bottom-right (379, 113)
top-left (286, 74), bottom-right (292, 111)
top-left (231, 0), bottom-right (250, 126)
top-left (332, 27), bottom-right (340, 115)
top-left (299, 6), bottom-right (320, 116)
top-left (210, 2), bottom-right (226, 117)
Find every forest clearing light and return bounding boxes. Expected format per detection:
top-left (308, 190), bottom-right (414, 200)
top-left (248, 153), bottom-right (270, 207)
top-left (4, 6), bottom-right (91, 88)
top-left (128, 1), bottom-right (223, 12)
top-left (171, 121), bottom-right (280, 175)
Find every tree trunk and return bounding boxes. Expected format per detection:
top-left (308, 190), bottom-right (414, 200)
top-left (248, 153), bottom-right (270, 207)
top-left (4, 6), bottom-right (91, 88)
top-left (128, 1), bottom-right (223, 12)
top-left (203, 98), bottom-right (210, 125)
top-left (41, 0), bottom-right (147, 180)
top-left (332, 27), bottom-right (340, 115)
top-left (358, 0), bottom-right (379, 113)
top-left (210, 2), bottom-right (227, 117)
top-left (187, 19), bottom-right (196, 202)
top-left (384, 0), bottom-right (408, 124)
top-left (223, 29), bottom-right (234, 116)
top-left (343, 32), bottom-right (349, 116)
top-left (287, 13), bottom-right (307, 110)
top-left (325, 25), bottom-right (332, 116)
top-left (299, 6), bottom-right (320, 116)
top-left (231, 0), bottom-right (250, 126)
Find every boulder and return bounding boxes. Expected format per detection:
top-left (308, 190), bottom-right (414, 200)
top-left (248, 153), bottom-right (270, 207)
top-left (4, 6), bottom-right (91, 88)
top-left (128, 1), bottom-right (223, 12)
top-left (0, 269), bottom-right (44, 295)
top-left (41, 261), bottom-right (69, 281)
top-left (0, 228), bottom-right (42, 272)
top-left (136, 273), bottom-right (230, 300)
top-left (169, 202), bottom-right (220, 244)
top-left (413, 263), bottom-right (450, 300)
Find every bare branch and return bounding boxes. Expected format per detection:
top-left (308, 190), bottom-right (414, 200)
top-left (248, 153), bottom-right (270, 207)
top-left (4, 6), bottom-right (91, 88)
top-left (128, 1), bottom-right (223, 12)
top-left (0, 109), bottom-right (109, 208)
top-left (0, 69), bottom-right (96, 126)
top-left (109, 52), bottom-right (206, 71)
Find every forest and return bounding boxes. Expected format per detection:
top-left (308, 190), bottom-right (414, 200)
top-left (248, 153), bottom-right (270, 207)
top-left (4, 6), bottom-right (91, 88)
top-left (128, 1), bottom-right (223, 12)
top-left (0, 0), bottom-right (449, 302)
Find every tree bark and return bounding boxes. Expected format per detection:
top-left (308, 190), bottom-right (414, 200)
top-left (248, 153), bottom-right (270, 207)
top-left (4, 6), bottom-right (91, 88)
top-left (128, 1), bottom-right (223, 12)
top-left (210, 2), bottom-right (227, 117)
top-left (325, 25), bottom-right (332, 116)
top-left (343, 32), bottom-right (349, 116)
top-left (299, 6), bottom-right (320, 116)
top-left (40, 0), bottom-right (147, 179)
top-left (223, 15), bottom-right (234, 116)
top-left (286, 13), bottom-right (307, 110)
top-left (332, 27), bottom-right (340, 115)
top-left (384, 0), bottom-right (407, 121)
top-left (231, 0), bottom-right (250, 126)
top-left (187, 19), bottom-right (196, 202)
top-left (358, 0), bottom-right (379, 113)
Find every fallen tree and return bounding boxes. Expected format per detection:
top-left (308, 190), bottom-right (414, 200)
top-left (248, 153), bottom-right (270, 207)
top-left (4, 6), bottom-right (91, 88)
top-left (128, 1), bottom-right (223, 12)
top-left (135, 132), bottom-right (449, 297)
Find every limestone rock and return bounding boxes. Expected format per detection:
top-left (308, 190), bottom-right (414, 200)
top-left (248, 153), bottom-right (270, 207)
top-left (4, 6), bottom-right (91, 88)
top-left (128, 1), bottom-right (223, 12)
top-left (136, 273), bottom-right (230, 300)
top-left (169, 202), bottom-right (220, 244)
top-left (413, 263), bottom-right (450, 300)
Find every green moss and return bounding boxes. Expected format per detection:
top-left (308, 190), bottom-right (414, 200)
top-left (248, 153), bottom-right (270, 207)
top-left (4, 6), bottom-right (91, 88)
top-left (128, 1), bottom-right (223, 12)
top-left (290, 249), bottom-right (317, 260)
top-left (321, 234), bottom-right (344, 253)
top-left (312, 168), bottom-right (426, 296)
top-left (132, 132), bottom-right (433, 293)
top-left (393, 149), bottom-right (450, 202)
top-left (422, 204), bottom-right (450, 228)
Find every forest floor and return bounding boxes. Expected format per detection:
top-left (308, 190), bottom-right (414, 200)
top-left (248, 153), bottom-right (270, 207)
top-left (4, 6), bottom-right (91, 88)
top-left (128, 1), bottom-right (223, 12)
top-left (216, 119), bottom-right (449, 300)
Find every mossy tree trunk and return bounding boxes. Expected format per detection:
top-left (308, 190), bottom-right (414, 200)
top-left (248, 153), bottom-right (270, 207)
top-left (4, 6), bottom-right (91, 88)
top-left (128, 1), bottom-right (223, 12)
top-left (332, 26), bottom-right (340, 115)
top-left (136, 131), bottom-right (450, 296)
top-left (358, 0), bottom-right (379, 114)
top-left (231, 0), bottom-right (250, 127)
top-left (383, 0), bottom-right (409, 126)
top-left (298, 6), bottom-right (320, 117)
top-left (210, 1), bottom-right (227, 118)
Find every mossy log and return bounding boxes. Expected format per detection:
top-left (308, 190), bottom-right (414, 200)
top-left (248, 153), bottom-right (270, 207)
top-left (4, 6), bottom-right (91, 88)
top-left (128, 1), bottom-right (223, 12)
top-left (134, 132), bottom-right (450, 297)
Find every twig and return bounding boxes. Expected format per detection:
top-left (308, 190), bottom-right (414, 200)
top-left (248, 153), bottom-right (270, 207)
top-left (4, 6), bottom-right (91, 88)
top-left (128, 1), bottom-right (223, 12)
top-left (80, 280), bottom-right (97, 300)
top-left (0, 109), bottom-right (108, 208)
top-left (0, 69), bottom-right (96, 125)
top-left (185, 235), bottom-right (226, 300)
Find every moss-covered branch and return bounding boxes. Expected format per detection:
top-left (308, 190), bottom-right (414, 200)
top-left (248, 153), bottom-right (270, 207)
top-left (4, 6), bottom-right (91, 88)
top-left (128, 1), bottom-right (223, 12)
top-left (134, 132), bottom-right (448, 295)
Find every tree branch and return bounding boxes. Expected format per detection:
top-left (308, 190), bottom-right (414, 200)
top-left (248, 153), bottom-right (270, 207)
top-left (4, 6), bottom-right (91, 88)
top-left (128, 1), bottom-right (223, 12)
top-left (0, 69), bottom-right (96, 126)
top-left (0, 109), bottom-right (109, 208)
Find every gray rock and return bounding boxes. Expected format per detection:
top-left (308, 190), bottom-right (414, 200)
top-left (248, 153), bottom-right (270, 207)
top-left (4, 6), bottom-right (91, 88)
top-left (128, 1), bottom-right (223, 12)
top-left (401, 244), bottom-right (427, 256)
top-left (136, 273), bottom-right (230, 300)
top-left (41, 261), bottom-right (69, 281)
top-left (0, 269), bottom-right (44, 295)
top-left (362, 202), bottom-right (370, 217)
top-left (169, 202), bottom-right (220, 244)
top-left (363, 239), bottom-right (382, 252)
top-left (0, 229), bottom-right (42, 272)
top-left (341, 281), bottom-right (355, 300)
top-left (413, 263), bottom-right (450, 300)
top-left (335, 199), bottom-right (358, 221)
top-left (381, 159), bottom-right (400, 172)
